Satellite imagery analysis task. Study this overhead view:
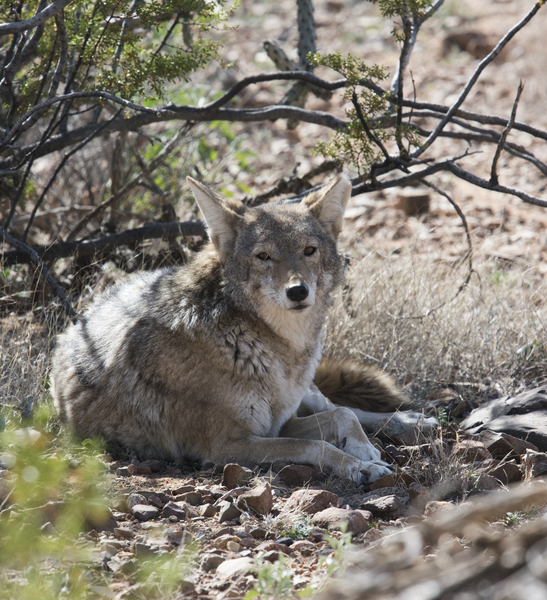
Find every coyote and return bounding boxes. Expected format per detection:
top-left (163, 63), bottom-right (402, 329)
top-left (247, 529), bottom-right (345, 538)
top-left (51, 175), bottom-right (432, 484)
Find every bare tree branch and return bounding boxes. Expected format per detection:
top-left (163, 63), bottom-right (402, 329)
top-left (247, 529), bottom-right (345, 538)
top-left (490, 81), bottom-right (524, 185)
top-left (412, 0), bottom-right (545, 159)
top-left (0, 225), bottom-right (77, 317)
top-left (1, 221), bottom-right (207, 266)
top-left (0, 0), bottom-right (74, 35)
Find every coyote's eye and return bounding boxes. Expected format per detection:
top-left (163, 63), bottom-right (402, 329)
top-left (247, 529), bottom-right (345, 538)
top-left (256, 252), bottom-right (270, 261)
top-left (304, 246), bottom-right (316, 256)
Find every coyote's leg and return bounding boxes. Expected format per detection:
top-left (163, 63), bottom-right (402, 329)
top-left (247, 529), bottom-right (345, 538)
top-left (220, 434), bottom-right (390, 484)
top-left (348, 407), bottom-right (438, 445)
top-left (280, 408), bottom-right (386, 465)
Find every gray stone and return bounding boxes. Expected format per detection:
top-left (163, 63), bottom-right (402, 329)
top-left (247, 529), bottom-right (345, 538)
top-left (114, 527), bottom-right (135, 540)
top-left (127, 493), bottom-right (147, 510)
top-left (199, 503), bottom-right (217, 518)
top-left (215, 556), bottom-right (254, 579)
top-left (218, 501), bottom-right (242, 523)
top-left (175, 491), bottom-right (202, 505)
top-left (131, 504), bottom-right (159, 521)
top-left (202, 554), bottom-right (226, 572)
top-left (162, 501), bottom-right (186, 521)
top-left (461, 387), bottom-right (547, 450)
top-left (312, 507), bottom-right (372, 535)
top-left (360, 492), bottom-right (406, 520)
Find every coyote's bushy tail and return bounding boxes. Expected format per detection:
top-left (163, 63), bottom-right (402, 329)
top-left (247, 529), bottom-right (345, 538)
top-left (314, 357), bottom-right (409, 413)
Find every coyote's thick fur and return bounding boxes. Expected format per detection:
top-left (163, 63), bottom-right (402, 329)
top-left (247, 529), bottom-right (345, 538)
top-left (52, 175), bottom-right (430, 483)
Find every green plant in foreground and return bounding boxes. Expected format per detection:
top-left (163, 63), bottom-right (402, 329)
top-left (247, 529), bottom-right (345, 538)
top-left (0, 406), bottom-right (109, 598)
top-left (246, 552), bottom-right (295, 599)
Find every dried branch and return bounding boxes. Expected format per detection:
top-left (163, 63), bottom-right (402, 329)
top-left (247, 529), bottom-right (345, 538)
top-left (0, 225), bottom-right (77, 317)
top-left (244, 160), bottom-right (340, 207)
top-left (412, 0), bottom-right (545, 159)
top-left (64, 126), bottom-right (189, 242)
top-left (1, 221), bottom-right (207, 267)
top-left (22, 108), bottom-right (124, 241)
top-left (490, 81), bottom-right (524, 185)
top-left (0, 0), bottom-right (74, 35)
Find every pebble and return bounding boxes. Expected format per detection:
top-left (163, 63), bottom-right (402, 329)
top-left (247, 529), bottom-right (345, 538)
top-left (131, 504), bottom-right (159, 521)
top-left (114, 527), bottom-right (135, 540)
top-left (127, 493), bottom-right (147, 510)
top-left (202, 554), bottom-right (226, 572)
top-left (218, 501), bottom-right (242, 524)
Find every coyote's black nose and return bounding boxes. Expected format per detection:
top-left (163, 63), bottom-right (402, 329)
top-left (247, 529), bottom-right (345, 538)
top-left (286, 283), bottom-right (309, 302)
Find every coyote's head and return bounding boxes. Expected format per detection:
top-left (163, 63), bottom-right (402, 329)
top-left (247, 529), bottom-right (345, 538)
top-left (187, 175), bottom-right (351, 349)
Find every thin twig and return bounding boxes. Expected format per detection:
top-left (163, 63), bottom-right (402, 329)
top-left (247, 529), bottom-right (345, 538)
top-left (412, 0), bottom-right (544, 159)
top-left (0, 225), bottom-right (77, 317)
top-left (64, 126), bottom-right (189, 242)
top-left (351, 91), bottom-right (390, 161)
top-left (394, 0), bottom-right (412, 156)
top-left (490, 81), bottom-right (524, 185)
top-left (22, 108), bottom-right (123, 242)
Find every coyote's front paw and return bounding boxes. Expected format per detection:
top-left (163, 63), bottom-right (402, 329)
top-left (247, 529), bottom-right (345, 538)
top-left (343, 437), bottom-right (382, 463)
top-left (339, 457), bottom-right (392, 484)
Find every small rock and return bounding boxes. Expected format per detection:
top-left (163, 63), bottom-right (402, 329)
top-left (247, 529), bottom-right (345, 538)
top-left (226, 541), bottom-right (240, 552)
top-left (127, 493), bottom-right (147, 510)
top-left (371, 473), bottom-right (416, 491)
top-left (291, 540), bottom-right (316, 556)
top-left (489, 462), bottom-right (522, 484)
top-left (285, 489), bottom-right (338, 515)
top-left (480, 430), bottom-right (538, 459)
top-left (166, 529), bottom-right (191, 545)
top-left (134, 542), bottom-right (157, 557)
top-left (221, 464), bottom-right (253, 489)
top-left (148, 495), bottom-right (164, 509)
top-left (276, 537), bottom-right (294, 546)
top-left (114, 527), bottom-right (135, 540)
top-left (280, 465), bottom-right (315, 487)
top-left (249, 527), bottom-right (267, 540)
top-left (360, 495), bottom-right (405, 520)
top-left (215, 557), bottom-right (255, 579)
top-left (162, 501), bottom-right (186, 521)
top-left (308, 527), bottom-right (327, 542)
top-left (256, 541), bottom-right (293, 555)
top-left (202, 554), bottom-right (225, 572)
top-left (172, 485), bottom-right (194, 495)
top-left (312, 508), bottom-right (371, 535)
top-left (139, 459), bottom-right (164, 473)
top-left (131, 504), bottom-right (159, 521)
top-left (522, 449), bottom-right (547, 478)
top-left (218, 501), bottom-right (242, 524)
top-left (452, 440), bottom-right (492, 463)
top-left (175, 491), bottom-right (202, 506)
top-left (384, 445), bottom-right (409, 466)
top-left (263, 550), bottom-right (280, 563)
top-left (199, 503), bottom-right (217, 518)
top-left (424, 501), bottom-right (455, 519)
top-left (86, 505), bottom-right (118, 532)
top-left (40, 521), bottom-right (58, 536)
top-left (236, 483), bottom-right (273, 515)
top-left (117, 465), bottom-right (134, 477)
top-left (215, 534), bottom-right (241, 550)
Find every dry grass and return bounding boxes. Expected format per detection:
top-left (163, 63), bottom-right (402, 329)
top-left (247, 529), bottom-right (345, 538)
top-left (324, 244), bottom-right (547, 405)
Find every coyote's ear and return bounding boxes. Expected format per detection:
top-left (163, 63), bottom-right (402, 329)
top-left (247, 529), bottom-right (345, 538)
top-left (303, 174), bottom-right (352, 240)
top-left (187, 177), bottom-right (245, 258)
